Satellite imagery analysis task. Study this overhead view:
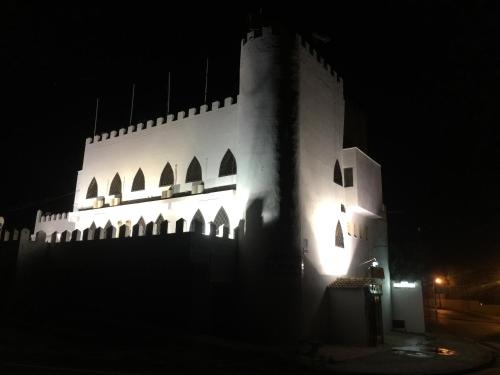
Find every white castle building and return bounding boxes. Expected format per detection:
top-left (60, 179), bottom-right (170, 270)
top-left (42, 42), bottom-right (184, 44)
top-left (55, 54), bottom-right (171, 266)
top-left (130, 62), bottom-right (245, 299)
top-left (31, 26), bottom-right (393, 343)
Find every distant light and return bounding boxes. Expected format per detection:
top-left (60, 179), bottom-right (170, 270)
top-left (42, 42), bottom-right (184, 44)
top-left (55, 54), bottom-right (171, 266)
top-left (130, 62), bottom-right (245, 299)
top-left (371, 260), bottom-right (379, 267)
top-left (435, 277), bottom-right (443, 285)
top-left (393, 281), bottom-right (416, 288)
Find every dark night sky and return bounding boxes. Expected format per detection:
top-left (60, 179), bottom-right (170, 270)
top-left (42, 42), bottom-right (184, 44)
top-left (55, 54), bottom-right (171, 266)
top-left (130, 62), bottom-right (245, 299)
top-left (2, 2), bottom-right (500, 273)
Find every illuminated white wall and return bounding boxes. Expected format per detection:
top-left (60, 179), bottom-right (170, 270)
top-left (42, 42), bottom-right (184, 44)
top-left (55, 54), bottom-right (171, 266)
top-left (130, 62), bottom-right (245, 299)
top-left (74, 99), bottom-right (238, 210)
top-left (35, 189), bottom-right (239, 239)
top-left (342, 147), bottom-right (383, 217)
top-left (35, 98), bottom-right (243, 238)
top-left (236, 28), bottom-right (281, 226)
top-left (34, 211), bottom-right (75, 238)
top-left (391, 280), bottom-right (425, 333)
top-left (296, 36), bottom-right (390, 337)
top-left (297, 40), bottom-right (346, 278)
top-left (32, 27), bottom-right (393, 340)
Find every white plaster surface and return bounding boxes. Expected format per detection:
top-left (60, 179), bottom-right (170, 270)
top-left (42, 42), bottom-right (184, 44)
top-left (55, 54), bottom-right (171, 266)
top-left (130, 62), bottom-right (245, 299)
top-left (33, 27), bottom-right (395, 341)
top-left (392, 280), bottom-right (426, 333)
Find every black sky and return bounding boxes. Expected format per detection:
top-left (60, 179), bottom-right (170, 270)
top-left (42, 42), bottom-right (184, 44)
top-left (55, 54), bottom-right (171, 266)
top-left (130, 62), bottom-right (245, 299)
top-left (2, 2), bottom-right (500, 273)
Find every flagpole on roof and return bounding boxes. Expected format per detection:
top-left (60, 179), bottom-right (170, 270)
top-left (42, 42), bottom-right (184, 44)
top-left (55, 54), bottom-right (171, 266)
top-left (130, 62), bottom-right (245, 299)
top-left (93, 98), bottom-right (99, 138)
top-left (204, 57), bottom-right (209, 104)
top-left (129, 83), bottom-right (135, 126)
top-left (166, 71), bottom-right (171, 116)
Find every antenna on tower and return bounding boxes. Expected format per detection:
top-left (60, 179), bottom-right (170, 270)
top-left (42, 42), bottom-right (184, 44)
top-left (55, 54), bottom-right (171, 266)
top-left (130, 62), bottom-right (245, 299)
top-left (129, 83), bottom-right (135, 126)
top-left (204, 57), bottom-right (209, 104)
top-left (166, 71), bottom-right (171, 116)
top-left (93, 98), bottom-right (99, 138)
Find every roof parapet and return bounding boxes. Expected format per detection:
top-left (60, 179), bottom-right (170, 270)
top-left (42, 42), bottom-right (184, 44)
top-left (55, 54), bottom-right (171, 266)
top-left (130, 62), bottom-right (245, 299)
top-left (85, 96), bottom-right (238, 145)
top-left (39, 211), bottom-right (70, 223)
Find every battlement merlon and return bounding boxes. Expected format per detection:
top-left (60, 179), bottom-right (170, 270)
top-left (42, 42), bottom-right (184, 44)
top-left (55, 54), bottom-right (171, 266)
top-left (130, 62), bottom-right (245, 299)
top-left (84, 96), bottom-right (237, 148)
top-left (34, 209), bottom-right (75, 238)
top-left (241, 26), bottom-right (343, 96)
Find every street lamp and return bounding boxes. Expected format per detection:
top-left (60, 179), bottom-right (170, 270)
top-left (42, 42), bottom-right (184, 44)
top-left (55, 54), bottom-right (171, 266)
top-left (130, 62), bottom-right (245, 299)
top-left (435, 277), bottom-right (443, 308)
top-left (433, 277), bottom-right (443, 322)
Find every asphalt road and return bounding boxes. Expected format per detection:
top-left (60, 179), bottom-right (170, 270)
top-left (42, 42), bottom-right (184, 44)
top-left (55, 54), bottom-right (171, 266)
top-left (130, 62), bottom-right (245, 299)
top-left (426, 308), bottom-right (500, 374)
top-left (427, 308), bottom-right (500, 342)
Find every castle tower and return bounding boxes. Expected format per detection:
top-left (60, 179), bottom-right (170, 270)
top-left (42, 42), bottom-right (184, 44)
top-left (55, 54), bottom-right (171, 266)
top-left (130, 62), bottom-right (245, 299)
top-left (236, 25), bottom-right (303, 343)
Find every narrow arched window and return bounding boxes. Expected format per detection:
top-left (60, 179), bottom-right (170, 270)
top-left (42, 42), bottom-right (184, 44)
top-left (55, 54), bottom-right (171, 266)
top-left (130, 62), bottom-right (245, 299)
top-left (335, 220), bottom-right (344, 248)
top-left (213, 206), bottom-right (230, 236)
top-left (109, 173), bottom-right (122, 196)
top-left (186, 157), bottom-right (202, 183)
top-left (190, 209), bottom-right (205, 234)
top-left (219, 149), bottom-right (237, 177)
top-left (334, 160), bottom-right (343, 186)
top-left (131, 168), bottom-right (145, 191)
top-left (156, 214), bottom-right (168, 235)
top-left (104, 220), bottom-right (115, 239)
top-left (213, 206), bottom-right (230, 229)
top-left (159, 162), bottom-right (174, 186)
top-left (132, 217), bottom-right (146, 236)
top-left (86, 177), bottom-right (98, 199)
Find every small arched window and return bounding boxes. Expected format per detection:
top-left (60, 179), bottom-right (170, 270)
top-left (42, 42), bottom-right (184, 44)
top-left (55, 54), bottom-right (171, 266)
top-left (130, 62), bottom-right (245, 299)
top-left (132, 217), bottom-right (146, 236)
top-left (219, 149), bottom-right (237, 177)
top-left (213, 206), bottom-right (230, 234)
top-left (335, 220), bottom-right (344, 248)
top-left (334, 160), bottom-right (343, 186)
top-left (186, 157), bottom-right (202, 183)
top-left (86, 177), bottom-right (98, 199)
top-left (104, 220), bottom-right (115, 239)
top-left (190, 209), bottom-right (205, 234)
top-left (131, 168), bottom-right (145, 191)
top-left (159, 162), bottom-right (174, 187)
top-left (109, 173), bottom-right (122, 196)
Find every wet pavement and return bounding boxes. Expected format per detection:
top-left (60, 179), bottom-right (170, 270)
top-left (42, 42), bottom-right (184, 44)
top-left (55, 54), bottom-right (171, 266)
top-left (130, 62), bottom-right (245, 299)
top-left (300, 331), bottom-right (494, 374)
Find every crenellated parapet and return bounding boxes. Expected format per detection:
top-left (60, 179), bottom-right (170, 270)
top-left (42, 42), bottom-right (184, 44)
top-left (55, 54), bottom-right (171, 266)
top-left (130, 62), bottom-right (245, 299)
top-left (241, 26), bottom-right (275, 45)
top-left (298, 35), bottom-right (343, 88)
top-left (241, 26), bottom-right (343, 96)
top-left (38, 211), bottom-right (70, 223)
top-left (33, 214), bottom-right (237, 244)
top-left (85, 96), bottom-right (237, 146)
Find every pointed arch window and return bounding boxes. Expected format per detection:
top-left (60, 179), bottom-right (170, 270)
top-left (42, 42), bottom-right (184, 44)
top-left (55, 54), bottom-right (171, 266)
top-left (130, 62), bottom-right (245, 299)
top-left (156, 214), bottom-right (168, 235)
top-left (335, 220), bottom-right (344, 248)
top-left (186, 157), bottom-right (202, 183)
top-left (104, 220), bottom-right (115, 239)
top-left (159, 162), bottom-right (174, 187)
top-left (132, 217), bottom-right (146, 236)
top-left (213, 206), bottom-right (230, 231)
top-left (176, 218), bottom-right (185, 233)
top-left (334, 160), bottom-right (343, 186)
top-left (219, 149), bottom-right (237, 177)
top-left (213, 206), bottom-right (230, 236)
top-left (109, 173), bottom-right (122, 196)
top-left (86, 177), bottom-right (98, 199)
top-left (190, 209), bottom-right (205, 234)
top-left (131, 168), bottom-right (145, 191)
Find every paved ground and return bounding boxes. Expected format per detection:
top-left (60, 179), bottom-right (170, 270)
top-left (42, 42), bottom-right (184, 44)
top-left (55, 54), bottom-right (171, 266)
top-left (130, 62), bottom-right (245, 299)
top-left (300, 331), bottom-right (494, 374)
top-left (425, 308), bottom-right (500, 374)
top-left (0, 308), bottom-right (498, 374)
top-left (427, 308), bottom-right (500, 343)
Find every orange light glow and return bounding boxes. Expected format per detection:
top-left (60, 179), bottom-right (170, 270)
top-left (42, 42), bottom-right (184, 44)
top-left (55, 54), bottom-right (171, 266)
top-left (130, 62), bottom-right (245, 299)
top-left (435, 277), bottom-right (443, 284)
